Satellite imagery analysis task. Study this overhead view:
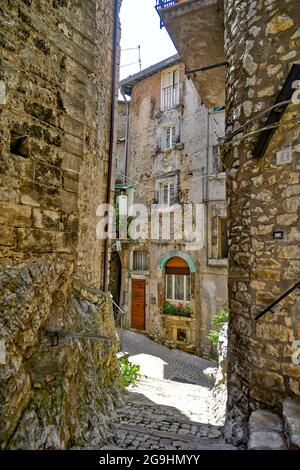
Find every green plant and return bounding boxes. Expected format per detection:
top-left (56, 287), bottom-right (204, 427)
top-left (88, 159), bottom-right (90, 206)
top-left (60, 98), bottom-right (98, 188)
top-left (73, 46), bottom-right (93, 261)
top-left (114, 204), bottom-right (135, 239)
top-left (161, 300), bottom-right (192, 318)
top-left (207, 330), bottom-right (220, 345)
top-left (119, 359), bottom-right (141, 386)
top-left (207, 308), bottom-right (229, 345)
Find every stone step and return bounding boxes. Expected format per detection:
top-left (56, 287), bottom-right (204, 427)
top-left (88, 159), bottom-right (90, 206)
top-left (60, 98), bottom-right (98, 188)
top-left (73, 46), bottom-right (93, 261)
top-left (115, 423), bottom-right (236, 450)
top-left (283, 398), bottom-right (300, 450)
top-left (248, 409), bottom-right (287, 450)
top-left (118, 413), bottom-right (220, 436)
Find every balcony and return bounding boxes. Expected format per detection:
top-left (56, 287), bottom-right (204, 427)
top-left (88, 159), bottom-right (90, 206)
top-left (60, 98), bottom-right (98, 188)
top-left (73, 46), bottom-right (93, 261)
top-left (155, 0), bottom-right (182, 27)
top-left (157, 0), bottom-right (225, 109)
top-left (161, 83), bottom-right (179, 110)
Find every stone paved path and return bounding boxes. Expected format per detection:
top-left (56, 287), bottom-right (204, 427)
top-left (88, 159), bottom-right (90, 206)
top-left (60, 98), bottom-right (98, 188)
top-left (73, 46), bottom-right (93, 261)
top-left (104, 331), bottom-right (235, 450)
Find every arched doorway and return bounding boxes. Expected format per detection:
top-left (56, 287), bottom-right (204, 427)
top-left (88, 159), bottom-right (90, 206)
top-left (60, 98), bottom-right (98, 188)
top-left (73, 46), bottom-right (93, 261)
top-left (109, 251), bottom-right (122, 306)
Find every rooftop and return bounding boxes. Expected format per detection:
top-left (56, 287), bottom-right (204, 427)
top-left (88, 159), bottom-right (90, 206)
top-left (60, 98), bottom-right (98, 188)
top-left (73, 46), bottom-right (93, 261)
top-left (120, 53), bottom-right (180, 96)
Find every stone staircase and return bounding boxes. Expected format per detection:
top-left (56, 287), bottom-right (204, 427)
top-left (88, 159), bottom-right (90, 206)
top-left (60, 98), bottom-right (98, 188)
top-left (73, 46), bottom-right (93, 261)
top-left (106, 377), bottom-right (236, 450)
top-left (248, 398), bottom-right (300, 450)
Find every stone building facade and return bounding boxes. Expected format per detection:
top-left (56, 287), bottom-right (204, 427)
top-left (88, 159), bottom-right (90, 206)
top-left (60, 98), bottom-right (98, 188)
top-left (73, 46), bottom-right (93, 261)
top-left (223, 0), bottom-right (300, 445)
top-left (0, 0), bottom-right (122, 449)
top-left (113, 56), bottom-right (228, 357)
top-left (159, 0), bottom-right (300, 446)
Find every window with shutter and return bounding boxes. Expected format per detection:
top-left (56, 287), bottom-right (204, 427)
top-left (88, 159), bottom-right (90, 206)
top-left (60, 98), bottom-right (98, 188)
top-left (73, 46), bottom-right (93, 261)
top-left (164, 125), bottom-right (176, 149)
top-left (133, 251), bottom-right (148, 271)
top-left (159, 179), bottom-right (177, 206)
top-left (161, 67), bottom-right (179, 110)
top-left (165, 257), bottom-right (191, 303)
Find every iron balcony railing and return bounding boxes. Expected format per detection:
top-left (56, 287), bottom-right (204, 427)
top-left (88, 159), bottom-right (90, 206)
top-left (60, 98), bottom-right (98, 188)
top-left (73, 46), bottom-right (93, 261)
top-left (255, 281), bottom-right (300, 320)
top-left (161, 84), bottom-right (179, 110)
top-left (155, 0), bottom-right (179, 28)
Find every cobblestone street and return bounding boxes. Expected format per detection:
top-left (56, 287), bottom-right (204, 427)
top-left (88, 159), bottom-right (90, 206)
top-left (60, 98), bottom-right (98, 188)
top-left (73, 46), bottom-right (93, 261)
top-left (105, 331), bottom-right (235, 450)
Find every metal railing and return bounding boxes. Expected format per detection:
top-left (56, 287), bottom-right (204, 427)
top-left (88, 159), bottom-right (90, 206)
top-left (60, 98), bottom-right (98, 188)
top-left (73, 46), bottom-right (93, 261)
top-left (155, 0), bottom-right (179, 28)
top-left (161, 84), bottom-right (179, 110)
top-left (112, 298), bottom-right (125, 350)
top-left (255, 281), bottom-right (300, 320)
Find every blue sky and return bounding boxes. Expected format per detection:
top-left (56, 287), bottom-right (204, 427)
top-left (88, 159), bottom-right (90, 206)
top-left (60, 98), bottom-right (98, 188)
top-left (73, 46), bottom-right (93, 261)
top-left (120, 0), bottom-right (177, 80)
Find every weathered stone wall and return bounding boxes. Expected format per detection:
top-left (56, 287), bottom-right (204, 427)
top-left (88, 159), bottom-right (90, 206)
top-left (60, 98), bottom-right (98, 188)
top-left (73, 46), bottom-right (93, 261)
top-left (0, 0), bottom-right (122, 449)
top-left (223, 0), bottom-right (300, 446)
top-left (119, 61), bottom-right (228, 356)
top-left (0, 263), bottom-right (122, 449)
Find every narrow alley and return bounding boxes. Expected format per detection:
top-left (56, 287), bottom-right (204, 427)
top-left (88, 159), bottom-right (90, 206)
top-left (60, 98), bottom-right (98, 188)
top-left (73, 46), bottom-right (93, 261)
top-left (1, 0), bottom-right (300, 461)
top-left (105, 331), bottom-right (235, 450)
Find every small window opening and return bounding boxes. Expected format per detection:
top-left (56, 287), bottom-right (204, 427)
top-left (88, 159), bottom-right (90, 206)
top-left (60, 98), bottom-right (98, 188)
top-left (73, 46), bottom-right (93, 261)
top-left (177, 329), bottom-right (187, 343)
top-left (10, 132), bottom-right (29, 158)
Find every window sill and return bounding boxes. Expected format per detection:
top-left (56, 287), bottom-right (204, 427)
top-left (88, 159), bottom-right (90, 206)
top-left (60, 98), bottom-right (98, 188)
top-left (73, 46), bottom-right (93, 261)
top-left (131, 270), bottom-right (150, 275)
top-left (161, 313), bottom-right (193, 321)
top-left (208, 258), bottom-right (228, 267)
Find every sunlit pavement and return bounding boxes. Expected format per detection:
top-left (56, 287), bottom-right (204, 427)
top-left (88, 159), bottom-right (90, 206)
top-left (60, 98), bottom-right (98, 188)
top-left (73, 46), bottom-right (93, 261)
top-left (104, 331), bottom-right (236, 450)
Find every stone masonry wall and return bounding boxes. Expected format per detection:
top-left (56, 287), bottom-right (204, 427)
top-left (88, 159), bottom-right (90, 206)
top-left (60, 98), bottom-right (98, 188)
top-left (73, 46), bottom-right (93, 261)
top-left (223, 0), bottom-right (300, 446)
top-left (0, 0), bottom-right (122, 449)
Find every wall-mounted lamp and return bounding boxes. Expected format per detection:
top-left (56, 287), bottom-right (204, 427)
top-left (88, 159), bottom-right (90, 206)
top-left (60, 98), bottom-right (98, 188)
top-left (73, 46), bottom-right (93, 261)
top-left (273, 230), bottom-right (284, 240)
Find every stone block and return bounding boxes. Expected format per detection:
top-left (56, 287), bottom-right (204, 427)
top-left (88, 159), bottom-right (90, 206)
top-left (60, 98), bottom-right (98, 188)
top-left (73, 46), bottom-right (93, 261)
top-left (32, 208), bottom-right (62, 231)
top-left (277, 214), bottom-right (298, 226)
top-left (35, 162), bottom-right (61, 188)
top-left (283, 398), bottom-right (300, 449)
top-left (253, 370), bottom-right (285, 392)
top-left (0, 227), bottom-right (15, 247)
top-left (61, 152), bottom-right (82, 175)
top-left (282, 364), bottom-right (300, 378)
top-left (0, 202), bottom-right (32, 228)
top-left (20, 194), bottom-right (40, 207)
top-left (248, 431), bottom-right (286, 450)
top-left (249, 409), bottom-right (283, 433)
top-left (63, 171), bottom-right (79, 193)
top-left (278, 245), bottom-right (300, 259)
top-left (0, 80), bottom-right (6, 105)
top-left (256, 323), bottom-right (291, 342)
top-left (60, 191), bottom-right (78, 213)
top-left (64, 134), bottom-right (84, 157)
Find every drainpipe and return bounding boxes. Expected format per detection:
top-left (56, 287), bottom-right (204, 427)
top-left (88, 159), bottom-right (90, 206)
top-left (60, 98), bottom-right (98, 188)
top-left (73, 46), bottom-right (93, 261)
top-left (103, 0), bottom-right (119, 292)
top-left (205, 110), bottom-right (210, 202)
top-left (121, 89), bottom-right (129, 185)
top-left (205, 110), bottom-right (210, 260)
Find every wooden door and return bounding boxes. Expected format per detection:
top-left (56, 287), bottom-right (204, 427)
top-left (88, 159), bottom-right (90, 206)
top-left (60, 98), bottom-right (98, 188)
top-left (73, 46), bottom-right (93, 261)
top-left (131, 279), bottom-right (145, 330)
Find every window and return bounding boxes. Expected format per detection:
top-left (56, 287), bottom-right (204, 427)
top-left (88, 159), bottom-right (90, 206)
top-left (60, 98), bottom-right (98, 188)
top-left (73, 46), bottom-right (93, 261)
top-left (166, 274), bottom-right (191, 301)
top-left (218, 217), bottom-right (228, 259)
top-left (159, 180), bottom-right (176, 206)
top-left (161, 67), bottom-right (179, 110)
top-left (133, 251), bottom-right (148, 271)
top-left (164, 126), bottom-right (176, 149)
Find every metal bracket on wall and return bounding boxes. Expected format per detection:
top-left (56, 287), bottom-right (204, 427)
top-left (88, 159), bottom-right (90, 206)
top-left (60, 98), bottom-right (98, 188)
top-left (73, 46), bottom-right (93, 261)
top-left (44, 328), bottom-right (116, 347)
top-left (185, 61), bottom-right (227, 76)
top-left (253, 63), bottom-right (300, 158)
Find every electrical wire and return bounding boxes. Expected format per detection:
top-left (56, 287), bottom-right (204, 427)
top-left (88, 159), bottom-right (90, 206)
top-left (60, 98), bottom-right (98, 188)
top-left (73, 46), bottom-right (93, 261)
top-left (222, 99), bottom-right (292, 144)
top-left (115, 169), bottom-right (224, 193)
top-left (222, 115), bottom-right (300, 148)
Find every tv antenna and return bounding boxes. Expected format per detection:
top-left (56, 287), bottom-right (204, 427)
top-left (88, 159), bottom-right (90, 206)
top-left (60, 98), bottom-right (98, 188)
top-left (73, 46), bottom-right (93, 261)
top-left (120, 45), bottom-right (141, 71)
